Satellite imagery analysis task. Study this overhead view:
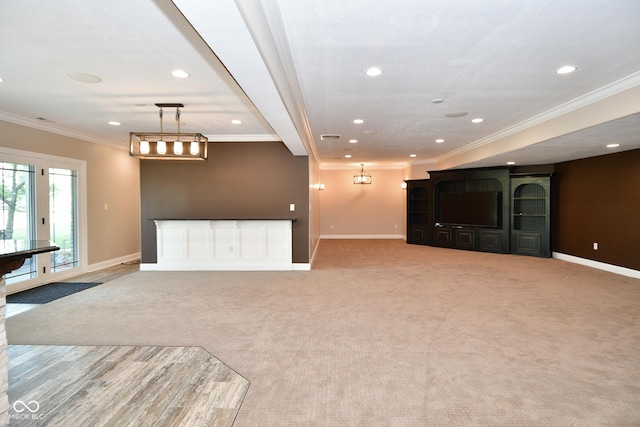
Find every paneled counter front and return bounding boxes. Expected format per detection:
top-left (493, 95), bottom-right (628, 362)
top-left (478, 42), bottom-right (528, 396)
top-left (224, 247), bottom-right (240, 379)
top-left (142, 219), bottom-right (295, 271)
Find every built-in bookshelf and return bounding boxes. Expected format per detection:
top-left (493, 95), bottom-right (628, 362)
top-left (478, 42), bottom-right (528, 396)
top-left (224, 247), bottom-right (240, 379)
top-left (511, 175), bottom-right (551, 257)
top-left (406, 167), bottom-right (552, 258)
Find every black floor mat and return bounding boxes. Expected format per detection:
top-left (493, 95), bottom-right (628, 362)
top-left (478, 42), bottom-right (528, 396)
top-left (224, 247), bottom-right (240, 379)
top-left (7, 282), bottom-right (102, 304)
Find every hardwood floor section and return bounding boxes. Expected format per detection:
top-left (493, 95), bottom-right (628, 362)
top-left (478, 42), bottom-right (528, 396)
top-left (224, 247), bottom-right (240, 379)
top-left (8, 345), bottom-right (249, 426)
top-left (60, 261), bottom-right (141, 284)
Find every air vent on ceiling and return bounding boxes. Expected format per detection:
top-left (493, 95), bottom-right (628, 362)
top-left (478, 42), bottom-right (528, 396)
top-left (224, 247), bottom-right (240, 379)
top-left (320, 134), bottom-right (341, 141)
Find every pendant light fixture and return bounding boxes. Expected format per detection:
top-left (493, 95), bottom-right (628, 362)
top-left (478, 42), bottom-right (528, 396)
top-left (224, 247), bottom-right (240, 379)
top-left (353, 163), bottom-right (372, 184)
top-left (130, 103), bottom-right (208, 160)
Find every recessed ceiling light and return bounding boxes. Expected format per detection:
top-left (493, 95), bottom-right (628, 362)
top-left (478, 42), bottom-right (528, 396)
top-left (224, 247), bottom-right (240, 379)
top-left (68, 72), bottom-right (102, 83)
top-left (445, 112), bottom-right (467, 118)
top-left (409, 154), bottom-right (417, 158)
top-left (353, 119), bottom-right (364, 124)
top-left (432, 98), bottom-right (444, 104)
top-left (345, 154), bottom-right (352, 158)
top-left (231, 119), bottom-right (242, 125)
top-left (365, 67), bottom-right (383, 77)
top-left (507, 161), bottom-right (516, 165)
top-left (471, 118), bottom-right (484, 123)
top-left (171, 69), bottom-right (190, 78)
top-left (108, 121), bottom-right (121, 126)
top-left (556, 65), bottom-right (577, 75)
top-left (0, 78), bottom-right (4, 83)
top-left (349, 139), bottom-right (358, 143)
top-left (435, 138), bottom-right (445, 143)
top-left (606, 143), bottom-right (620, 148)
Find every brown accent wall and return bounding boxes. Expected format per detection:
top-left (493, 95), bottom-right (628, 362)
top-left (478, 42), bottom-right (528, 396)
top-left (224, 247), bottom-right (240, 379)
top-left (140, 141), bottom-right (309, 264)
top-left (554, 148), bottom-right (640, 270)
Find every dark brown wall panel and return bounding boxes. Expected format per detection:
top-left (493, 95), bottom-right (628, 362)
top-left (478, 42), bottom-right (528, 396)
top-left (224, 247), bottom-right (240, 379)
top-left (554, 148), bottom-right (640, 270)
top-left (140, 142), bottom-right (309, 263)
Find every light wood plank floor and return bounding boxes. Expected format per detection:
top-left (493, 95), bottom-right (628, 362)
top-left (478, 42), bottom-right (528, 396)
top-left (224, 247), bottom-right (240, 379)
top-left (8, 345), bottom-right (249, 426)
top-left (7, 263), bottom-right (250, 426)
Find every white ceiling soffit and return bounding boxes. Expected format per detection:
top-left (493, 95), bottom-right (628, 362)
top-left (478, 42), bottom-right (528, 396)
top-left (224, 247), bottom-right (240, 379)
top-left (171, 0), bottom-right (310, 157)
top-left (438, 74), bottom-right (640, 170)
top-left (456, 111), bottom-right (640, 169)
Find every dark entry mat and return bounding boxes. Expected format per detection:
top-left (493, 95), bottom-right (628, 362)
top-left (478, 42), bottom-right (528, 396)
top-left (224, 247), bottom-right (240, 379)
top-left (7, 282), bottom-right (102, 304)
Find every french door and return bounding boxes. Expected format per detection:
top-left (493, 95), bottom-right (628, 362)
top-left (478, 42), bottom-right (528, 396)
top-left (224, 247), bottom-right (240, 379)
top-left (0, 148), bottom-right (86, 292)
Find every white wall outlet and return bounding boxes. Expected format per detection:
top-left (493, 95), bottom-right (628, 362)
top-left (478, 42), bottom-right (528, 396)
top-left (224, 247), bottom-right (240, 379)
top-left (593, 242), bottom-right (599, 250)
top-left (289, 203), bottom-right (295, 212)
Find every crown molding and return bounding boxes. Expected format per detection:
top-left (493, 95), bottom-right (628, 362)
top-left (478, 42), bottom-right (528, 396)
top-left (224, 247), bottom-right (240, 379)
top-left (205, 133), bottom-right (281, 142)
top-left (0, 111), bottom-right (127, 150)
top-left (319, 162), bottom-right (407, 171)
top-left (437, 70), bottom-right (640, 164)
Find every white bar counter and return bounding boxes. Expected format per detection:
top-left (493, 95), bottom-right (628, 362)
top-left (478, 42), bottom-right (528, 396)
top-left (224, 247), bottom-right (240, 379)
top-left (142, 219), bottom-right (295, 271)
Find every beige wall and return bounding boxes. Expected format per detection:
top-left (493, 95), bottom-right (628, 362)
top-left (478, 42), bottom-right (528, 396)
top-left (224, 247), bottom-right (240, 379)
top-left (404, 163), bottom-right (433, 180)
top-left (319, 168), bottom-right (406, 238)
top-left (0, 120), bottom-right (140, 268)
top-left (308, 155), bottom-right (322, 260)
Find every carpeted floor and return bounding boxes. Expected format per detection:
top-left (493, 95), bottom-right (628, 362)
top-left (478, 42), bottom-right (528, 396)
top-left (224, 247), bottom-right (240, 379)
top-left (6, 240), bottom-right (640, 426)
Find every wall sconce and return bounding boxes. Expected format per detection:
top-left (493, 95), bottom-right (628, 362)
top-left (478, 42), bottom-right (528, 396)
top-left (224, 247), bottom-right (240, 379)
top-left (353, 163), bottom-right (372, 184)
top-left (130, 103), bottom-right (208, 160)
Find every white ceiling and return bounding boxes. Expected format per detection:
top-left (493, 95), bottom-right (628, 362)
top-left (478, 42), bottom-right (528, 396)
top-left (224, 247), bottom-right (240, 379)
top-left (1, 0), bottom-right (639, 171)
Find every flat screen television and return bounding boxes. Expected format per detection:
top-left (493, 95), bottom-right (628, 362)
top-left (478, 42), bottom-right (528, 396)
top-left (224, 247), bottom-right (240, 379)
top-left (438, 191), bottom-right (501, 228)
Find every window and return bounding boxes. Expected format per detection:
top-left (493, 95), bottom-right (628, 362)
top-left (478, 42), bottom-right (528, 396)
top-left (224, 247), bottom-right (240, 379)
top-left (0, 148), bottom-right (86, 289)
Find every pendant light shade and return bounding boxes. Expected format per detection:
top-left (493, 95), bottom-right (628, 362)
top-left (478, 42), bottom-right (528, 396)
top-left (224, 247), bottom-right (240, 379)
top-left (353, 163), bottom-right (372, 184)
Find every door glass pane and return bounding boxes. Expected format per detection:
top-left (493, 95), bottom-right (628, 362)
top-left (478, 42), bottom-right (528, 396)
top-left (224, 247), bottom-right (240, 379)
top-left (49, 167), bottom-right (78, 272)
top-left (1, 162), bottom-right (37, 283)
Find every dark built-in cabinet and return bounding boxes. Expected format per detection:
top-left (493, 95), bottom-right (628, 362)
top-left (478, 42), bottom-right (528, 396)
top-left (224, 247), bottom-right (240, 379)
top-left (510, 174), bottom-right (552, 257)
top-left (406, 179), bottom-right (432, 245)
top-left (406, 167), bottom-right (552, 258)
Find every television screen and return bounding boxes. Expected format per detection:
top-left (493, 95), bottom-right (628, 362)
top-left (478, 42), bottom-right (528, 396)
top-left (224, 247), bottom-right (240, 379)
top-left (438, 192), bottom-right (501, 228)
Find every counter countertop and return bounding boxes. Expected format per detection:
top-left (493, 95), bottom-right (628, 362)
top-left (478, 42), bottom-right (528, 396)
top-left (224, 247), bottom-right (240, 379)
top-left (150, 218), bottom-right (297, 222)
top-left (0, 240), bottom-right (60, 261)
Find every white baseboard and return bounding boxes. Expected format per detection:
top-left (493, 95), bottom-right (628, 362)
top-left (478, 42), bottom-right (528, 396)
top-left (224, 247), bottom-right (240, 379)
top-left (309, 239), bottom-right (322, 268)
top-left (140, 262), bottom-right (309, 271)
top-left (87, 252), bottom-right (140, 273)
top-left (320, 234), bottom-right (404, 239)
top-left (553, 252), bottom-right (640, 279)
